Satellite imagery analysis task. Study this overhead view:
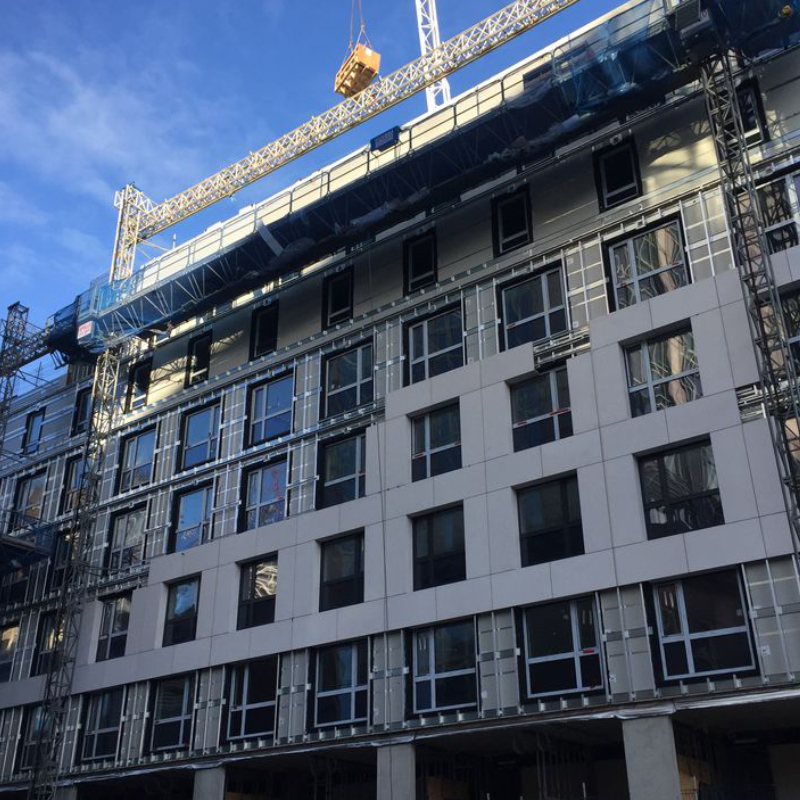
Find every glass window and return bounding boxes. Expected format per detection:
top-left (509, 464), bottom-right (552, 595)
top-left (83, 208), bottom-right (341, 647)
top-left (315, 640), bottom-right (369, 728)
top-left (96, 594), bottom-right (131, 662)
top-left (412, 405), bottom-right (460, 482)
top-left (626, 329), bottom-right (702, 417)
top-left (238, 556), bottom-right (278, 630)
top-left (511, 368), bottom-right (571, 451)
top-left (413, 620), bottom-right (477, 714)
top-left (320, 433), bottom-right (366, 507)
top-left (610, 221), bottom-right (690, 309)
top-left (596, 141), bottom-right (641, 209)
top-left (109, 506), bottom-right (146, 570)
top-left (180, 404), bottom-right (220, 470)
top-left (32, 612), bottom-right (59, 676)
top-left (72, 387), bottom-right (91, 435)
top-left (324, 270), bottom-right (353, 327)
top-left (524, 597), bottom-right (602, 698)
top-left (126, 361), bottom-right (151, 412)
top-left (639, 440), bottom-right (724, 539)
top-left (405, 231), bottom-right (437, 293)
top-left (227, 657), bottom-right (278, 741)
top-left (654, 570), bottom-right (754, 680)
top-left (81, 687), bottom-right (124, 762)
top-left (172, 485), bottom-right (213, 552)
top-left (163, 578), bottom-right (200, 647)
top-left (320, 533), bottom-right (364, 612)
top-left (493, 190), bottom-right (531, 255)
top-left (18, 706), bottom-right (51, 771)
top-left (251, 304), bottom-right (279, 359)
top-left (0, 568), bottom-right (28, 606)
top-left (409, 308), bottom-right (463, 384)
top-left (0, 623), bottom-right (19, 682)
top-left (501, 268), bottom-right (567, 350)
top-left (324, 343), bottom-right (373, 417)
top-left (151, 675), bottom-right (194, 751)
top-left (758, 175), bottom-right (799, 254)
top-left (186, 333), bottom-right (212, 387)
top-left (737, 82), bottom-right (766, 146)
top-left (782, 286), bottom-right (800, 372)
top-left (12, 471), bottom-right (46, 531)
top-left (48, 534), bottom-right (71, 592)
top-left (518, 475), bottom-right (583, 567)
top-left (413, 505), bottom-right (466, 591)
top-left (22, 409), bottom-right (45, 455)
top-left (249, 375), bottom-right (293, 445)
top-left (118, 428), bottom-right (156, 493)
top-left (61, 455), bottom-right (84, 515)
top-left (243, 461), bottom-right (287, 530)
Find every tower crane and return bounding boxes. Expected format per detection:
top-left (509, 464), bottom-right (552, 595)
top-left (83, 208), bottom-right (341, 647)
top-left (415, 0), bottom-right (452, 111)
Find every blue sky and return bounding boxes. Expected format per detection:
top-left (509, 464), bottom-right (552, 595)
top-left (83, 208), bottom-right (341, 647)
top-left (0, 0), bottom-right (620, 327)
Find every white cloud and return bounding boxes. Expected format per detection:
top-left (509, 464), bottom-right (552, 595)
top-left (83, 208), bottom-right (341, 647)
top-left (0, 181), bottom-right (47, 227)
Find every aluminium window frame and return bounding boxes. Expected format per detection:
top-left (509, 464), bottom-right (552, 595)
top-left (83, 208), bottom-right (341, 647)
top-left (32, 611), bottom-right (58, 677)
top-left (314, 639), bottom-right (369, 729)
top-left (170, 483), bottom-right (214, 553)
top-left (80, 687), bottom-right (124, 763)
top-left (237, 555), bottom-right (278, 630)
top-left (150, 674), bottom-right (195, 752)
top-left (0, 621), bottom-right (19, 682)
top-left (247, 374), bottom-right (294, 446)
top-left (21, 408), bottom-right (45, 455)
top-left (403, 230), bottom-right (438, 294)
top-left (117, 427), bottom-right (157, 493)
top-left (61, 453), bottom-right (84, 515)
top-left (179, 402), bottom-right (220, 471)
top-left (108, 505), bottom-right (147, 570)
top-left (593, 138), bottom-right (643, 211)
top-left (757, 171), bottom-right (800, 254)
top-left (162, 577), bottom-right (200, 647)
top-left (491, 186), bottom-right (533, 256)
top-left (412, 505), bottom-right (466, 591)
top-left (323, 340), bottom-right (374, 418)
top-left (96, 593), bottom-right (131, 662)
top-left (322, 267), bottom-right (354, 328)
top-left (17, 705), bottom-right (51, 771)
top-left (12, 470), bottom-right (47, 532)
top-left (250, 302), bottom-right (279, 360)
top-left (319, 531), bottom-right (365, 612)
top-left (226, 657), bottom-right (279, 742)
top-left (71, 386), bottom-right (92, 436)
top-left (126, 359), bottom-right (151, 413)
top-left (407, 305), bottom-right (464, 385)
top-left (411, 404), bottom-right (461, 482)
top-left (510, 367), bottom-right (572, 452)
top-left (319, 431), bottom-right (366, 508)
top-left (241, 459), bottom-right (288, 531)
top-left (185, 331), bottom-right (213, 388)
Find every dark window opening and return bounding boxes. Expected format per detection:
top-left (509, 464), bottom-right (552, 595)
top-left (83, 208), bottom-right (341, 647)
top-left (404, 231), bottom-right (437, 294)
top-left (0, 623), bottom-right (19, 682)
top-left (320, 433), bottom-right (366, 507)
top-left (500, 267), bottom-right (567, 350)
top-left (237, 556), bottom-right (278, 630)
top-left (250, 304), bottom-right (279, 360)
top-left (118, 428), bottom-right (156, 493)
top-left (595, 140), bottom-right (642, 210)
top-left (80, 688), bottom-right (123, 762)
top-left (737, 81), bottom-right (768, 146)
top-left (180, 404), bottom-right (220, 470)
top-left (511, 367), bottom-right (572, 452)
top-left (22, 409), bottom-right (45, 455)
top-left (226, 657), bottom-right (278, 741)
top-left (72, 387), bottom-right (92, 435)
top-left (17, 706), bottom-right (52, 771)
top-left (171, 485), bottom-right (213, 552)
top-left (32, 612), bottom-right (59, 676)
top-left (412, 405), bottom-right (461, 482)
top-left (323, 270), bottom-right (354, 328)
top-left (186, 333), bottom-right (212, 387)
top-left (108, 505), bottom-right (147, 570)
top-left (315, 640), bottom-right (369, 727)
top-left (408, 307), bottom-right (463, 385)
top-left (163, 578), bottom-right (200, 647)
top-left (320, 532), bottom-right (364, 612)
top-left (324, 343), bottom-right (373, 417)
top-left (413, 505), bottom-right (466, 591)
top-left (61, 454), bottom-right (84, 515)
top-left (492, 188), bottom-right (532, 255)
top-left (126, 361), bottom-right (151, 412)
top-left (12, 471), bottom-right (46, 531)
top-left (96, 594), bottom-right (131, 662)
top-left (150, 675), bottom-right (194, 752)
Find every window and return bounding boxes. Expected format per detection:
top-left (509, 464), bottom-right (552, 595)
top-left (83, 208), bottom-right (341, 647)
top-left (639, 440), bottom-right (723, 539)
top-left (163, 578), bottom-right (200, 646)
top-left (782, 287), bottom-right (800, 370)
top-left (126, 360), bottom-right (151, 412)
top-left (315, 640), bottom-right (368, 727)
top-left (72, 387), bottom-right (91, 435)
top-left (118, 428), bottom-right (156, 492)
top-left (610, 221), bottom-right (689, 309)
top-left (510, 368), bottom-right (571, 452)
top-left (61, 455), bottom-right (83, 515)
top-left (150, 675), bottom-right (194, 751)
top-left (518, 475), bottom-right (584, 567)
top-left (408, 308), bottom-right (463, 384)
top-left (171, 485), bottom-right (213, 552)
top-left (32, 612), bottom-right (58, 676)
top-left (248, 375), bottom-right (293, 445)
top-left (185, 332), bottom-right (212, 387)
top-left (81, 688), bottom-right (123, 762)
top-left (737, 81), bottom-right (767, 146)
top-left (413, 620), bottom-right (477, 714)
top-left (323, 269), bottom-right (354, 328)
top-left (758, 175), bottom-right (799, 254)
top-left (96, 594), bottom-right (131, 662)
top-left (0, 568), bottom-right (27, 606)
top-left (492, 188), bottom-right (532, 255)
top-left (22, 409), bottom-right (45, 454)
top-left (320, 532), bottom-right (364, 612)
top-left (18, 706), bottom-right (51, 771)
top-left (653, 570), bottom-right (754, 680)
top-left (500, 267), bottom-right (567, 350)
top-left (48, 534), bottom-right (70, 592)
top-left (595, 140), bottom-right (641, 210)
top-left (412, 405), bottom-right (461, 482)
top-left (109, 506), bottom-right (147, 570)
top-left (250, 304), bottom-right (279, 359)
top-left (226, 657), bottom-right (278, 741)
top-left (626, 329), bottom-right (701, 417)
top-left (180, 404), bottom-right (220, 470)
top-left (404, 231), bottom-right (437, 294)
top-left (413, 505), bottom-right (466, 591)
top-left (320, 433), bottom-right (366, 507)
top-left (0, 623), bottom-right (18, 682)
top-left (523, 597), bottom-right (602, 698)
top-left (238, 556), bottom-right (278, 630)
top-left (11, 471), bottom-right (46, 530)
top-left (243, 461), bottom-right (287, 530)
top-left (324, 343), bottom-right (373, 417)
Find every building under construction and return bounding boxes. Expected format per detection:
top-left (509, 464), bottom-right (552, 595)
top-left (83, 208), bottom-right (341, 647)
top-left (3, 0), bottom-right (800, 798)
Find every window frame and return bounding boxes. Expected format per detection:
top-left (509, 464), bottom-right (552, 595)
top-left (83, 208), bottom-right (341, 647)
top-left (593, 139), bottom-right (642, 211)
top-left (403, 230), bottom-right (438, 294)
top-left (61, 454), bottom-right (84, 516)
top-left (758, 172), bottom-right (800, 255)
top-left (314, 639), bottom-right (369, 729)
top-left (412, 505), bottom-right (466, 591)
top-left (736, 79), bottom-right (769, 147)
top-left (71, 387), bottom-right (92, 436)
top-left (407, 305), bottom-right (464, 385)
top-left (510, 367), bottom-right (572, 452)
top-left (179, 403), bottom-right (220, 471)
top-left (237, 555), bottom-right (278, 630)
top-left (185, 331), bottom-right (213, 388)
top-left (225, 657), bottom-right (279, 742)
top-left (319, 431), bottom-right (366, 508)
top-left (322, 268), bottom-right (354, 328)
top-left (162, 577), bottom-right (200, 647)
top-left (17, 706), bottom-right (51, 771)
top-left (117, 427), bottom-right (157, 493)
top-left (319, 532), bottom-right (365, 612)
top-left (32, 611), bottom-right (58, 677)
top-left (96, 593), bottom-right (131, 662)
top-left (108, 505), bottom-right (147, 571)
top-left (499, 265), bottom-right (567, 351)
top-left (411, 404), bottom-right (461, 482)
top-left (126, 360), bottom-right (151, 413)
top-left (150, 675), bottom-right (195, 752)
top-left (241, 459), bottom-right (288, 531)
top-left (170, 484), bottom-right (214, 552)
top-left (80, 687), bottom-right (124, 763)
top-left (250, 303), bottom-right (279, 360)
top-left (11, 470), bottom-right (47, 531)
top-left (0, 621), bottom-right (19, 682)
top-left (21, 408), bottom-right (45, 455)
top-left (247, 374), bottom-right (294, 446)
top-left (323, 341), bottom-right (374, 418)
top-left (491, 187), bottom-right (532, 256)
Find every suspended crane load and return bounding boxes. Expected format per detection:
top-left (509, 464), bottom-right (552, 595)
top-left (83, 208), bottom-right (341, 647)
top-left (335, 42), bottom-right (381, 97)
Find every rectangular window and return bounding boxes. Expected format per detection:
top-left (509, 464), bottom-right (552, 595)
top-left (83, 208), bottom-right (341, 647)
top-left (185, 332), bottom-right (212, 387)
top-left (518, 475), bottom-right (584, 567)
top-left (413, 505), bottom-right (466, 591)
top-left (0, 623), bottom-right (18, 682)
top-left (171, 485), bottom-right (213, 552)
top-left (250, 304), bottom-right (279, 360)
top-left (226, 657), bottom-right (278, 741)
top-left (72, 387), bottom-right (91, 435)
top-left (404, 231), bottom-right (437, 294)
top-left (180, 404), bottom-right (220, 470)
top-left (610, 221), bottom-right (689, 309)
top-left (126, 361), bottom-right (151, 412)
top-left (626, 328), bottom-right (701, 417)
top-left (18, 706), bottom-right (51, 771)
top-left (323, 269), bottom-right (354, 328)
top-left (595, 140), bottom-right (641, 210)
top-left (238, 556), bottom-right (278, 630)
top-left (413, 620), bottom-right (477, 714)
top-left (654, 570), bottom-right (754, 680)
top-left (96, 594), bottom-right (131, 662)
top-left (109, 506), bottom-right (147, 570)
top-left (81, 687), bottom-right (123, 762)
top-left (782, 287), bottom-right (800, 371)
top-left (758, 175), bottom-right (799, 254)
top-left (511, 368), bottom-right (572, 452)
top-left (408, 308), bottom-right (463, 384)
top-left (61, 455), bottom-right (83, 515)
top-left (0, 568), bottom-right (27, 606)
top-left (32, 612), bottom-right (58, 676)
top-left (737, 81), bottom-right (767, 146)
top-left (163, 578), bottom-right (200, 646)
top-left (118, 428), bottom-right (156, 493)
top-left (492, 188), bottom-right (532, 255)
top-left (320, 532), bottom-right (364, 612)
top-left (11, 471), bottom-right (46, 531)
top-left (243, 461), bottom-right (287, 530)
top-left (22, 409), bottom-right (45, 455)
top-left (523, 597), bottom-right (602, 698)
top-left (248, 375), bottom-right (293, 445)
top-left (324, 343), bottom-right (373, 417)
top-left (320, 433), bottom-right (366, 507)
top-left (412, 405), bottom-right (461, 482)
top-left (151, 675), bottom-right (194, 751)
top-left (501, 267), bottom-right (567, 350)
top-left (639, 440), bottom-right (724, 539)
top-left (48, 534), bottom-right (70, 592)
top-left (315, 640), bottom-right (368, 728)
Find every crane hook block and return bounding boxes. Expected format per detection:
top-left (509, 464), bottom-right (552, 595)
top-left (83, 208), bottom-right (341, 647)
top-left (334, 43), bottom-right (381, 97)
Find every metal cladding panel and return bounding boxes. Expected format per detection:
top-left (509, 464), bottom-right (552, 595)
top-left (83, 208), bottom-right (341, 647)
top-left (371, 631), bottom-right (405, 727)
top-left (564, 237), bottom-right (606, 329)
top-left (680, 188), bottom-right (734, 281)
top-left (59, 696), bottom-right (80, 772)
top-left (193, 667), bottom-right (225, 753)
top-left (464, 283), bottom-right (499, 365)
top-left (288, 440), bottom-right (317, 517)
top-left (277, 651), bottom-right (307, 741)
top-left (215, 464), bottom-right (242, 539)
top-left (155, 415), bottom-right (178, 484)
top-left (227, 385), bottom-right (248, 457)
top-left (147, 489), bottom-right (171, 560)
top-left (375, 318), bottom-right (404, 399)
top-left (293, 354), bottom-right (320, 434)
top-left (119, 682), bottom-right (149, 763)
top-left (100, 434), bottom-right (120, 504)
top-left (16, 608), bottom-right (40, 681)
top-left (477, 609), bottom-right (519, 712)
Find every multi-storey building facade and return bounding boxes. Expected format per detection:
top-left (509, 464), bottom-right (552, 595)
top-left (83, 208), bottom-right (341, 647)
top-left (3, 1), bottom-right (800, 798)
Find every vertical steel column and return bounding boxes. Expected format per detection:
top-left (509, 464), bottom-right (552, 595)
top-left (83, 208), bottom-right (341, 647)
top-left (0, 303), bottom-right (30, 452)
